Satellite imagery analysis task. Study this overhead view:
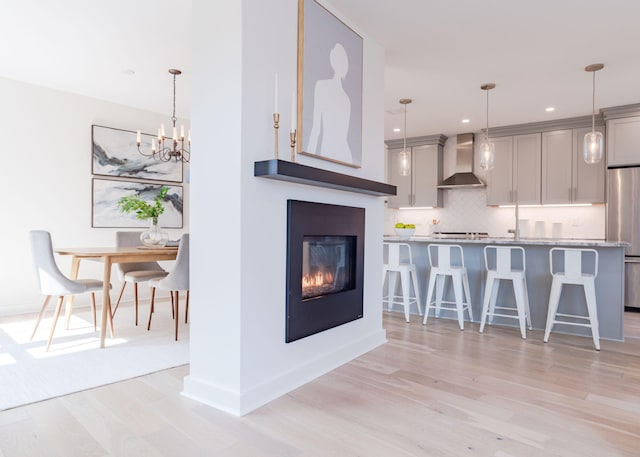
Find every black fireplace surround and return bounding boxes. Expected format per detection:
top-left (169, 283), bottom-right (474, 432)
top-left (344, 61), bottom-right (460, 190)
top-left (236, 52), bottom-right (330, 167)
top-left (286, 200), bottom-right (365, 343)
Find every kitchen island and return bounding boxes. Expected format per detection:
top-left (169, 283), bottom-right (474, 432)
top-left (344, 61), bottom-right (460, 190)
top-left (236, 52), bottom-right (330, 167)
top-left (383, 236), bottom-right (627, 341)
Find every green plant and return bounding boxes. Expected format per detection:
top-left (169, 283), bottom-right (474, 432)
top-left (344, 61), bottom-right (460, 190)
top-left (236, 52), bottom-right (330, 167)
top-left (117, 186), bottom-right (169, 224)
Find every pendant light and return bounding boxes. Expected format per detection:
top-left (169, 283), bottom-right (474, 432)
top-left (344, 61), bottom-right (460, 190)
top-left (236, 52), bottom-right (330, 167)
top-left (583, 63), bottom-right (604, 164)
top-left (479, 83), bottom-right (496, 171)
top-left (398, 98), bottom-right (412, 176)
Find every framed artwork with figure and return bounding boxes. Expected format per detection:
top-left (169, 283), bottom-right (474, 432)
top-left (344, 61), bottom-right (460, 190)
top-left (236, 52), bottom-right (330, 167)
top-left (297, 0), bottom-right (363, 168)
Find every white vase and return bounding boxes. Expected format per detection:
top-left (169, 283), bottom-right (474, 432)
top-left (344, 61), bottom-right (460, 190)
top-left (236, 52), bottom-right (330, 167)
top-left (140, 218), bottom-right (169, 247)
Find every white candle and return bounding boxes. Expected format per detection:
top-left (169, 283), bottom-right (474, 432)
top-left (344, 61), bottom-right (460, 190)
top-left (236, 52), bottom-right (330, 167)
top-left (161, 124), bottom-right (166, 137)
top-left (274, 73), bottom-right (279, 113)
top-left (152, 138), bottom-right (157, 152)
top-left (136, 130), bottom-right (141, 144)
top-left (188, 130), bottom-right (191, 144)
top-left (173, 126), bottom-right (177, 140)
top-left (291, 88), bottom-right (296, 131)
top-left (157, 128), bottom-right (162, 141)
top-left (180, 125), bottom-right (185, 139)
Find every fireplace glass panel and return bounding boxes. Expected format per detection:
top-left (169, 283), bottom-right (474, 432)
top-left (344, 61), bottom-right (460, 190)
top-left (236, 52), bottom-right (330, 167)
top-left (301, 236), bottom-right (355, 300)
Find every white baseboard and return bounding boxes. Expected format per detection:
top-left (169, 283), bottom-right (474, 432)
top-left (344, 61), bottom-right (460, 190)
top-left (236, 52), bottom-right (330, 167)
top-left (181, 328), bottom-right (387, 416)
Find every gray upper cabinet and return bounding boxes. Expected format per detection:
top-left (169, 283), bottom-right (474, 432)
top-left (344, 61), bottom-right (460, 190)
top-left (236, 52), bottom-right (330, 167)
top-left (386, 142), bottom-right (443, 209)
top-left (607, 116), bottom-right (640, 166)
top-left (542, 129), bottom-right (574, 204)
top-left (486, 133), bottom-right (541, 206)
top-left (542, 127), bottom-right (604, 204)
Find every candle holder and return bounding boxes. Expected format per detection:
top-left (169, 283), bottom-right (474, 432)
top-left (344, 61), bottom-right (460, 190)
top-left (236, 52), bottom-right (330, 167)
top-left (290, 130), bottom-right (297, 162)
top-left (273, 113), bottom-right (280, 159)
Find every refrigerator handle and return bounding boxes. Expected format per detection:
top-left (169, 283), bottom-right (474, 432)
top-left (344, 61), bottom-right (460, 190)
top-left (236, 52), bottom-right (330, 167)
top-left (625, 257), bottom-right (640, 263)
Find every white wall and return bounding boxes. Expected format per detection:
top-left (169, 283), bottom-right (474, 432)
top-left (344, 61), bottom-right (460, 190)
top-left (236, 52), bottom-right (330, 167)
top-left (184, 0), bottom-right (386, 415)
top-left (0, 76), bottom-right (189, 316)
top-left (385, 136), bottom-right (606, 239)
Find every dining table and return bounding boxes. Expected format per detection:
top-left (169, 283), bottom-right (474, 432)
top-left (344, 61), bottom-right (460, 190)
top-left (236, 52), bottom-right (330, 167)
top-left (55, 246), bottom-right (178, 348)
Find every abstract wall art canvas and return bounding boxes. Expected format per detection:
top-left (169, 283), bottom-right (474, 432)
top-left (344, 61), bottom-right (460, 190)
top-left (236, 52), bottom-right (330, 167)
top-left (92, 125), bottom-right (183, 183)
top-left (92, 178), bottom-right (183, 228)
top-left (297, 0), bottom-right (363, 168)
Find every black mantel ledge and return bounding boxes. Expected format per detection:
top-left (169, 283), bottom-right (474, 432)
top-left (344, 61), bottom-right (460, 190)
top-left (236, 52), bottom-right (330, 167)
top-left (254, 159), bottom-right (396, 197)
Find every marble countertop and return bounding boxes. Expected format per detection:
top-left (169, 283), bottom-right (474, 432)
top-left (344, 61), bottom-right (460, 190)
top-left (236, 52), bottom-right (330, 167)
top-left (383, 235), bottom-right (628, 248)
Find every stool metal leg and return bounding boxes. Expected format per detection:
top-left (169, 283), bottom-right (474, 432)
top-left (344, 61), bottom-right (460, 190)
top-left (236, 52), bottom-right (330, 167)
top-left (523, 276), bottom-right (533, 330)
top-left (435, 274), bottom-right (446, 317)
top-left (400, 270), bottom-right (411, 323)
top-left (452, 272), bottom-right (465, 330)
top-left (479, 273), bottom-right (495, 333)
top-left (513, 276), bottom-right (527, 339)
top-left (410, 266), bottom-right (423, 316)
top-left (544, 277), bottom-right (562, 343)
top-left (387, 271), bottom-right (398, 312)
top-left (462, 272), bottom-right (473, 322)
top-left (584, 279), bottom-right (601, 350)
top-left (423, 271), bottom-right (437, 325)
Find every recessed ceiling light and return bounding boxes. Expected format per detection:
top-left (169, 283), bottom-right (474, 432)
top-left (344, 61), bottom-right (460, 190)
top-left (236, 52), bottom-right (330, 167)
top-left (393, 128), bottom-right (401, 132)
top-left (545, 106), bottom-right (555, 112)
top-left (462, 118), bottom-right (470, 124)
top-left (122, 68), bottom-right (136, 76)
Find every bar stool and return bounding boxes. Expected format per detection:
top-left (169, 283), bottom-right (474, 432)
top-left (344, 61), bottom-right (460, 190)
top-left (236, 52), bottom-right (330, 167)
top-left (544, 247), bottom-right (600, 350)
top-left (382, 242), bottom-right (422, 322)
top-left (423, 244), bottom-right (473, 330)
top-left (479, 245), bottom-right (532, 339)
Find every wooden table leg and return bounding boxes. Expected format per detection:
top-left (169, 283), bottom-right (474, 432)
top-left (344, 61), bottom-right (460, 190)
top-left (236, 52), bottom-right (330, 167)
top-left (64, 256), bottom-right (81, 330)
top-left (100, 256), bottom-right (113, 349)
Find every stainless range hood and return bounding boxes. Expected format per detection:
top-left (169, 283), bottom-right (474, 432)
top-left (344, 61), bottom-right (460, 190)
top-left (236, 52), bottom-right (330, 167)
top-left (437, 133), bottom-right (485, 189)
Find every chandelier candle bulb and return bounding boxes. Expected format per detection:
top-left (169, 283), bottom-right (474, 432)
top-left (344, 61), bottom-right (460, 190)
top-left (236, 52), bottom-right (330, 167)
top-left (152, 138), bottom-right (157, 152)
top-left (173, 126), bottom-right (177, 141)
top-left (136, 130), bottom-right (141, 145)
top-left (161, 124), bottom-right (166, 137)
top-left (180, 125), bottom-right (184, 140)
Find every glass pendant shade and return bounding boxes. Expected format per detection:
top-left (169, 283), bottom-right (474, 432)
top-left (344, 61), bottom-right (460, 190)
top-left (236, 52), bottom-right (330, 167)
top-left (583, 130), bottom-right (603, 164)
top-left (479, 141), bottom-right (495, 171)
top-left (399, 150), bottom-right (411, 176)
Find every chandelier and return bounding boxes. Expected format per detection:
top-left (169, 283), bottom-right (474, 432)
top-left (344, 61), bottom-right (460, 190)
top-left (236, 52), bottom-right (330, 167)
top-left (137, 68), bottom-right (190, 162)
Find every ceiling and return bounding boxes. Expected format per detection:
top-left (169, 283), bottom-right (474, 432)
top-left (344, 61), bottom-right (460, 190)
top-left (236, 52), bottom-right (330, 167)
top-left (1, 0), bottom-right (639, 141)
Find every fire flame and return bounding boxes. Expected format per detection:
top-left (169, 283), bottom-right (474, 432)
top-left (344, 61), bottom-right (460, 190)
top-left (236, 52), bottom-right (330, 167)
top-left (302, 271), bottom-right (334, 289)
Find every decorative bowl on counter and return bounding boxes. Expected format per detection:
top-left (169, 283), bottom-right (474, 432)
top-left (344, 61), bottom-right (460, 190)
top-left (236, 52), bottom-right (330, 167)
top-left (395, 228), bottom-right (416, 239)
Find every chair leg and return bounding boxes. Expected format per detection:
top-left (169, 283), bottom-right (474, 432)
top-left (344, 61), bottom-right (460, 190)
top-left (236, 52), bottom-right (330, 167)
top-left (452, 273), bottom-right (465, 330)
top-left (134, 283), bottom-right (139, 326)
top-left (46, 296), bottom-right (65, 352)
top-left (174, 291), bottom-right (179, 341)
top-left (423, 272), bottom-right (437, 325)
top-left (185, 290), bottom-right (189, 324)
top-left (513, 278), bottom-right (527, 339)
top-left (462, 272), bottom-right (473, 322)
top-left (544, 278), bottom-right (563, 343)
top-left (91, 292), bottom-right (97, 332)
top-left (435, 274), bottom-right (446, 317)
top-left (113, 282), bottom-right (127, 318)
top-left (147, 287), bottom-right (156, 331)
top-left (387, 271), bottom-right (398, 312)
top-left (106, 296), bottom-right (115, 339)
top-left (64, 293), bottom-right (74, 331)
top-left (31, 295), bottom-right (52, 340)
top-left (410, 266), bottom-right (423, 316)
top-left (400, 270), bottom-right (411, 322)
top-left (171, 291), bottom-right (175, 319)
top-left (584, 280), bottom-right (601, 350)
top-left (479, 274), bottom-right (494, 334)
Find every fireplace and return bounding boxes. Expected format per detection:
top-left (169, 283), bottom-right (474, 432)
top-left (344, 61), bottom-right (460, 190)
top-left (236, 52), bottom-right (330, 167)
top-left (286, 200), bottom-right (365, 342)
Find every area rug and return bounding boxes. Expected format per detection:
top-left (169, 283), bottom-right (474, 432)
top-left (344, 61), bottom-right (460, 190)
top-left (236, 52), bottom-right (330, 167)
top-left (0, 301), bottom-right (189, 411)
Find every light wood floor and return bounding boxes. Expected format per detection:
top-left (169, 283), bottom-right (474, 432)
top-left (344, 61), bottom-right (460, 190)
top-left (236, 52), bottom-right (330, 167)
top-left (1, 312), bottom-right (640, 457)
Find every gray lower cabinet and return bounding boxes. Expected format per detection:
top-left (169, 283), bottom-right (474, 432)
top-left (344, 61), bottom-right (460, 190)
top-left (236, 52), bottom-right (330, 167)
top-left (542, 127), bottom-right (605, 204)
top-left (387, 144), bottom-right (442, 208)
top-left (486, 133), bottom-right (541, 206)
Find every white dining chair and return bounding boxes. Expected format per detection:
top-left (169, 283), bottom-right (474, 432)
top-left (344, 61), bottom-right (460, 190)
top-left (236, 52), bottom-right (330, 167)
top-left (147, 233), bottom-right (189, 341)
top-left (29, 230), bottom-right (111, 351)
top-left (113, 231), bottom-right (168, 326)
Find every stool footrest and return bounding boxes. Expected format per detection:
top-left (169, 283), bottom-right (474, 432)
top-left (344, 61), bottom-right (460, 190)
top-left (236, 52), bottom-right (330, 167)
top-left (487, 312), bottom-right (521, 320)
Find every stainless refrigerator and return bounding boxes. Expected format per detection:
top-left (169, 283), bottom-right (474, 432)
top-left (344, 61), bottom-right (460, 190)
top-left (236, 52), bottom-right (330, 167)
top-left (608, 167), bottom-right (640, 309)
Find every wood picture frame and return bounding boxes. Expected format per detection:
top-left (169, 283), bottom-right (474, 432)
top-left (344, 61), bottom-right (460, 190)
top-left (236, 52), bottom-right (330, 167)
top-left (297, 0), bottom-right (363, 168)
top-left (91, 178), bottom-right (183, 228)
top-left (92, 124), bottom-right (183, 183)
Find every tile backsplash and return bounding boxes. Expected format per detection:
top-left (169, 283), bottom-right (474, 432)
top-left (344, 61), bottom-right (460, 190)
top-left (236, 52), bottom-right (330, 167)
top-left (384, 188), bottom-right (605, 239)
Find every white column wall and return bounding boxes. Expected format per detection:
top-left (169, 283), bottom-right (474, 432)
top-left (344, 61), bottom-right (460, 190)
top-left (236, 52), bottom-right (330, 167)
top-left (184, 0), bottom-right (387, 415)
top-left (0, 77), bottom-right (189, 316)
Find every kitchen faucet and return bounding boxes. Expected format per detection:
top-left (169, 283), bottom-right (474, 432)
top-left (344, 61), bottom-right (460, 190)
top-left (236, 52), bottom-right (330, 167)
top-left (507, 191), bottom-right (520, 241)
